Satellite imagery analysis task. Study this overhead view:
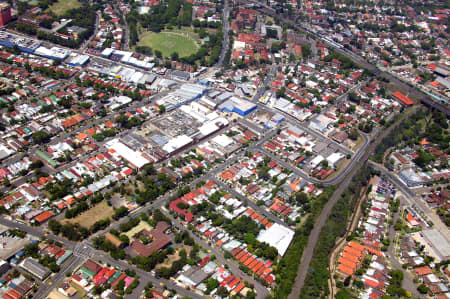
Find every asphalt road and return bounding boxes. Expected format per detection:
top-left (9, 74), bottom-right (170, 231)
top-left (216, 0), bottom-right (230, 68)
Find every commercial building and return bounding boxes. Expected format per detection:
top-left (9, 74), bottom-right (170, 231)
top-left (163, 135), bottom-right (193, 155)
top-left (218, 96), bottom-right (257, 116)
top-left (155, 84), bottom-right (206, 111)
top-left (399, 168), bottom-right (424, 187)
top-left (34, 46), bottom-right (71, 60)
top-left (66, 53), bottom-right (90, 67)
top-left (0, 32), bottom-right (41, 53)
top-left (0, 144), bottom-right (14, 160)
top-left (392, 91), bottom-right (414, 106)
top-left (0, 3), bottom-right (11, 26)
top-left (105, 139), bottom-right (150, 169)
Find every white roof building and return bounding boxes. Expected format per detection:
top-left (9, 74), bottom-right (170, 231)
top-left (163, 135), bottom-right (193, 154)
top-left (310, 155), bottom-right (324, 168)
top-left (105, 139), bottom-right (150, 168)
top-left (327, 152), bottom-right (344, 167)
top-left (257, 223), bottom-right (294, 256)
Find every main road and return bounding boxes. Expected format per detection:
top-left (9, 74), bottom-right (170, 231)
top-left (215, 0), bottom-right (231, 68)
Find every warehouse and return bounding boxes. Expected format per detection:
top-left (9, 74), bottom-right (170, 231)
top-left (218, 96), bottom-right (257, 116)
top-left (66, 53), bottom-right (90, 67)
top-left (155, 84), bottom-right (206, 111)
top-left (326, 152), bottom-right (344, 167)
top-left (34, 46), bottom-right (71, 60)
top-left (20, 257), bottom-right (50, 280)
top-left (420, 229), bottom-right (450, 261)
top-left (257, 223), bottom-right (294, 256)
top-left (163, 135), bottom-right (193, 155)
top-left (105, 139), bottom-right (150, 169)
top-left (0, 32), bottom-right (41, 53)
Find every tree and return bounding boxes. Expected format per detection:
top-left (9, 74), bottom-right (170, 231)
top-left (48, 219), bottom-right (62, 234)
top-left (417, 284), bottom-right (428, 294)
top-left (216, 286), bottom-right (229, 297)
top-left (301, 44), bottom-right (312, 58)
top-left (30, 160), bottom-right (44, 169)
top-left (295, 192), bottom-right (308, 205)
top-left (171, 51), bottom-right (179, 61)
top-left (276, 87), bottom-right (286, 98)
top-left (31, 130), bottom-right (52, 144)
top-left (158, 105), bottom-right (166, 114)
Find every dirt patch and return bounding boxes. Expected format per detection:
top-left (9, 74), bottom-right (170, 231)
top-left (47, 290), bottom-right (69, 299)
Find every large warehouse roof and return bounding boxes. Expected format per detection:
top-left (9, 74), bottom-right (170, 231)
top-left (105, 139), bottom-right (150, 168)
top-left (257, 223), bottom-right (294, 256)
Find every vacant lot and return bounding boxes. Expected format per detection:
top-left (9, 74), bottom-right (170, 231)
top-left (64, 201), bottom-right (114, 228)
top-left (136, 31), bottom-right (198, 58)
top-left (124, 221), bottom-right (153, 239)
top-left (48, 0), bottom-right (82, 15)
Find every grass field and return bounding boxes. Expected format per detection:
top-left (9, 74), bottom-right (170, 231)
top-left (48, 0), bottom-right (82, 15)
top-left (64, 201), bottom-right (114, 228)
top-left (137, 31), bottom-right (199, 58)
top-left (124, 221), bottom-right (153, 239)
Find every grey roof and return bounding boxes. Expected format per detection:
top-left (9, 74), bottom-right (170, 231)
top-left (287, 125), bottom-right (304, 136)
top-left (144, 74), bottom-right (157, 83)
top-left (421, 229), bottom-right (450, 259)
top-left (151, 134), bottom-right (170, 146)
top-left (183, 267), bottom-right (209, 286)
top-left (217, 92), bottom-right (233, 101)
top-left (436, 76), bottom-right (450, 89)
top-left (171, 70), bottom-right (190, 81)
top-left (0, 149), bottom-right (11, 160)
top-left (20, 258), bottom-right (50, 280)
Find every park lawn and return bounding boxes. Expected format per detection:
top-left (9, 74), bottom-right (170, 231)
top-left (167, 26), bottom-right (216, 42)
top-left (47, 0), bottom-right (82, 16)
top-left (136, 31), bottom-right (198, 58)
top-left (124, 221), bottom-right (153, 239)
top-left (64, 201), bottom-right (114, 228)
